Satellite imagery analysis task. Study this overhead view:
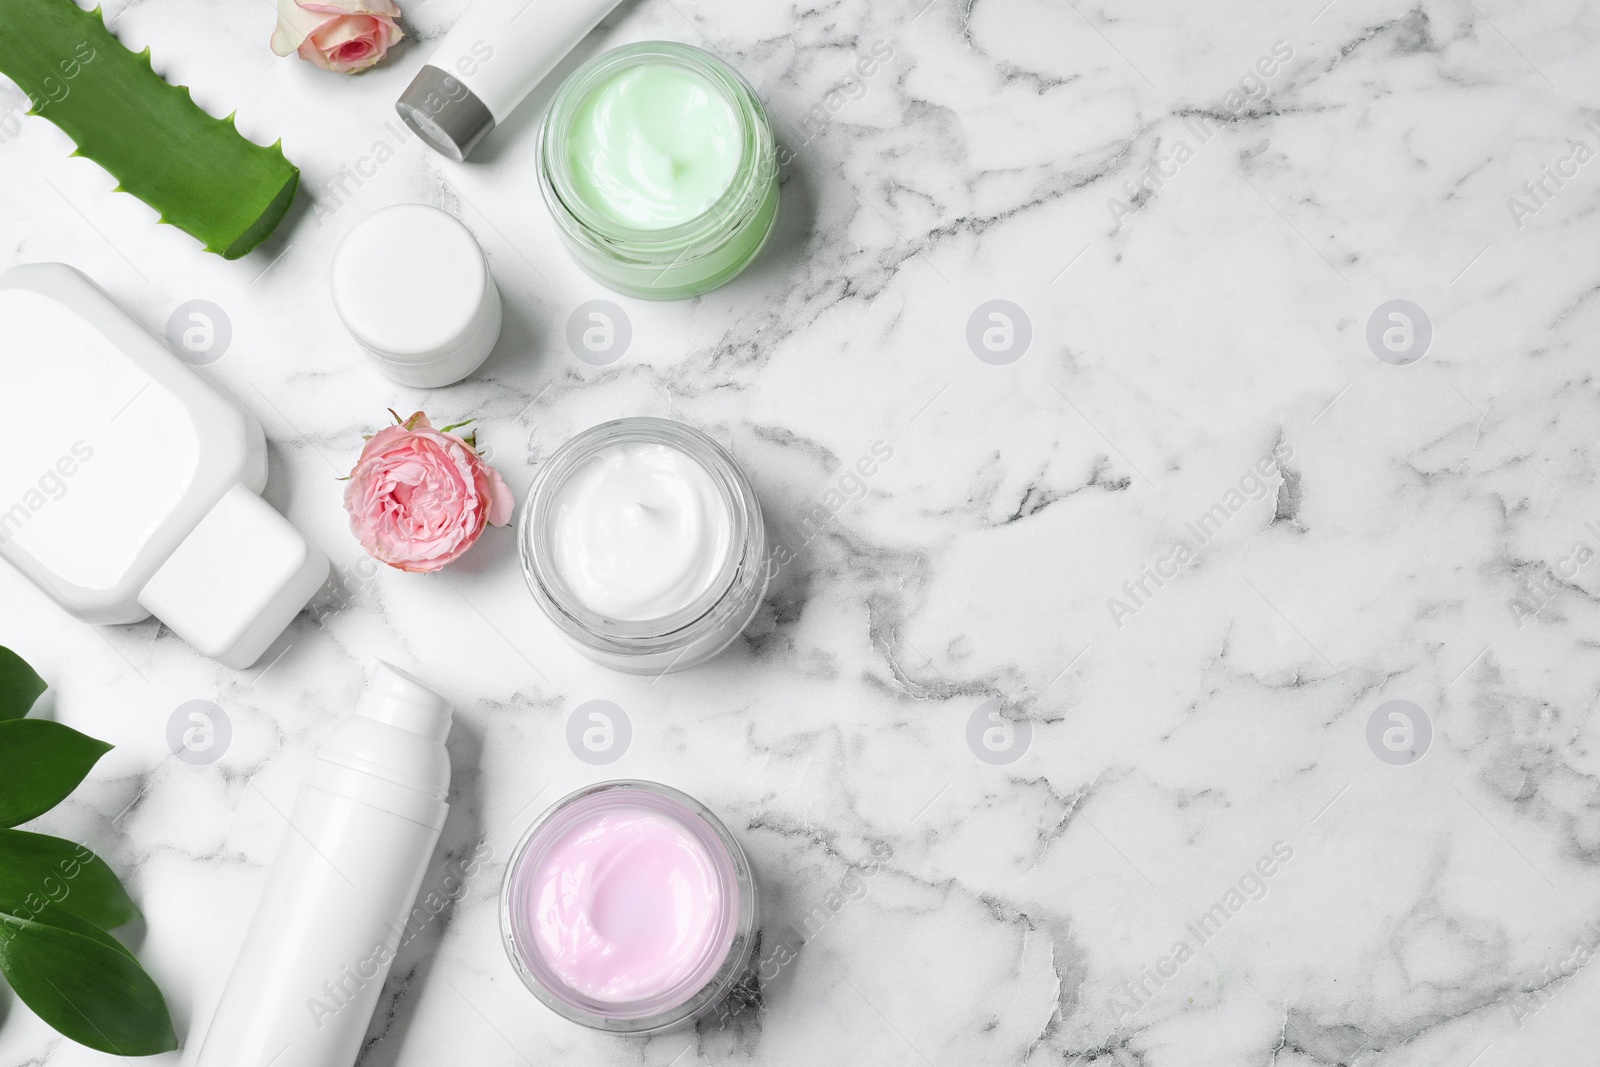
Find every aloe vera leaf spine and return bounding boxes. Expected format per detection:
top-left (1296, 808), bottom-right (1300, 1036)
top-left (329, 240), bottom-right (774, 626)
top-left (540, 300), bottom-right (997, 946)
top-left (0, 0), bottom-right (300, 259)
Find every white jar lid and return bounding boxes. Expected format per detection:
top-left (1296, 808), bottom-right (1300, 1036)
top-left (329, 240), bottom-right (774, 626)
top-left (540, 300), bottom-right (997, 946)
top-left (332, 204), bottom-right (493, 366)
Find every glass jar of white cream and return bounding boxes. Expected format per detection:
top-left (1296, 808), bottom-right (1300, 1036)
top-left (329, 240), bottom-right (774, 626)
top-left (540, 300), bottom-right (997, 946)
top-left (519, 418), bottom-right (767, 673)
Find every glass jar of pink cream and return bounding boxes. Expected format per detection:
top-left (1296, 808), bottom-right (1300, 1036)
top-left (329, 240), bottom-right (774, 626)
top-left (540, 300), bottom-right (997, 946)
top-left (501, 781), bottom-right (758, 1033)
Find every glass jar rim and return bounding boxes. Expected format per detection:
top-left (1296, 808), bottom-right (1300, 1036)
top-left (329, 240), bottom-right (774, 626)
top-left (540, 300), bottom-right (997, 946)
top-left (499, 780), bottom-right (757, 1032)
top-left (538, 41), bottom-right (777, 253)
top-left (518, 417), bottom-right (754, 644)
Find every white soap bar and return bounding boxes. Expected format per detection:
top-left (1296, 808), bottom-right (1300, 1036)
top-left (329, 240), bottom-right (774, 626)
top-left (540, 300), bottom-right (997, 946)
top-left (0, 263), bottom-right (329, 668)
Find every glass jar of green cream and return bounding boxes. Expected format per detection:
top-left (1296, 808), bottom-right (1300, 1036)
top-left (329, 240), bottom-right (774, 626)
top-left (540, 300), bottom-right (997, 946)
top-left (537, 42), bottom-right (779, 300)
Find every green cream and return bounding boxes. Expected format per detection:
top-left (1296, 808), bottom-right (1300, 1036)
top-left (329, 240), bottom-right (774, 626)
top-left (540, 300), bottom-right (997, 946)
top-left (540, 42), bottom-right (779, 299)
top-left (566, 62), bottom-right (743, 230)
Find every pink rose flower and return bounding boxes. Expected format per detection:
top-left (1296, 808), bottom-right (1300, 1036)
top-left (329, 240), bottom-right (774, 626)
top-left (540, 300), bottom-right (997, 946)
top-left (344, 411), bottom-right (515, 573)
top-left (271, 0), bottom-right (403, 74)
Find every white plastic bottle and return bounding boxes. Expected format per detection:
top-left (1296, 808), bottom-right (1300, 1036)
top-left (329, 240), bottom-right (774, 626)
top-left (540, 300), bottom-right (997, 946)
top-left (194, 662), bottom-right (453, 1067)
top-left (0, 263), bottom-right (328, 668)
top-left (395, 0), bottom-right (623, 161)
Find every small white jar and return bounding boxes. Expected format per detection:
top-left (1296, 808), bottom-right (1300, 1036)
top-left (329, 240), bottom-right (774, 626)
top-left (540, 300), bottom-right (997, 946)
top-left (331, 203), bottom-right (502, 388)
top-left (519, 418), bottom-right (768, 674)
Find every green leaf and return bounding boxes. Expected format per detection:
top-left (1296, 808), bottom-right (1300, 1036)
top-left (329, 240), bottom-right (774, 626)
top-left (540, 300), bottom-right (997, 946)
top-left (0, 0), bottom-right (299, 259)
top-left (0, 908), bottom-right (176, 1056)
top-left (0, 829), bottom-right (138, 930)
top-left (0, 720), bottom-right (112, 828)
top-left (13, 903), bottom-right (133, 959)
top-left (0, 646), bottom-right (46, 720)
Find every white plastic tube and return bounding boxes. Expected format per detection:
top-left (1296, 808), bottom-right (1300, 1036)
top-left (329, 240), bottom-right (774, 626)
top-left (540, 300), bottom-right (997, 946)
top-left (193, 662), bottom-right (453, 1067)
top-left (395, 0), bottom-right (623, 160)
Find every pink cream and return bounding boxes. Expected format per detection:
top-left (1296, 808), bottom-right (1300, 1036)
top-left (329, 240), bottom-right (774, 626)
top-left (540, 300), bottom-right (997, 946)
top-left (526, 804), bottom-right (730, 1003)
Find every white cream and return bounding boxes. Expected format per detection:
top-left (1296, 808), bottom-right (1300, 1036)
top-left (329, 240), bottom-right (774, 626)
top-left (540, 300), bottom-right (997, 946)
top-left (549, 441), bottom-right (732, 621)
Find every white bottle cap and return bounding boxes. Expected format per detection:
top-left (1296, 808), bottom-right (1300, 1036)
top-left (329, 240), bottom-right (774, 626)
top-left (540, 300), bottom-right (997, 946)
top-left (331, 204), bottom-right (502, 389)
top-left (310, 660), bottom-right (452, 818)
top-left (137, 485), bottom-right (330, 669)
top-left (357, 660), bottom-right (454, 743)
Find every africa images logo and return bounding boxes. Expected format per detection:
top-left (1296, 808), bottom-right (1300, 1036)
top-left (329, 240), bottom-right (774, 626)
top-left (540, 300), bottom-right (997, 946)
top-left (1106, 840), bottom-right (1294, 1021)
top-left (0, 440), bottom-right (95, 547)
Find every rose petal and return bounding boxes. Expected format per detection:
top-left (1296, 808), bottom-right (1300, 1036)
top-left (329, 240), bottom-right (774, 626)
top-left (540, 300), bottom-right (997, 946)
top-left (272, 4), bottom-right (332, 55)
top-left (293, 35), bottom-right (336, 70)
top-left (310, 15), bottom-right (384, 72)
top-left (343, 416), bottom-right (511, 572)
top-left (272, 0), bottom-right (401, 72)
top-left (484, 466), bottom-right (515, 527)
top-left (295, 0), bottom-right (402, 18)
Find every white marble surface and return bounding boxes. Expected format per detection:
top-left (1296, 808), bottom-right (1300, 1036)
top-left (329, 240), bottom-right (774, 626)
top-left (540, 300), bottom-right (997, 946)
top-left (4, 0), bottom-right (1600, 1063)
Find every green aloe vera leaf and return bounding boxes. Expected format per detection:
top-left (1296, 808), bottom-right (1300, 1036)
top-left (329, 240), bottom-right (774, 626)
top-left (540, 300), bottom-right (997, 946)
top-left (0, 0), bottom-right (299, 259)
